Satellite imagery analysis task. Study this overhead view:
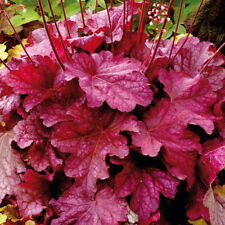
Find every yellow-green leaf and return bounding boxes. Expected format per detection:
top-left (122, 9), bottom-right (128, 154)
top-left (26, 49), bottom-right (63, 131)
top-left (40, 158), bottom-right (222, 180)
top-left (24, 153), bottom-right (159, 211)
top-left (0, 213), bottom-right (7, 224)
top-left (188, 218), bottom-right (208, 225)
top-left (214, 185), bottom-right (225, 198)
top-left (7, 39), bottom-right (27, 62)
top-left (0, 43), bottom-right (8, 61)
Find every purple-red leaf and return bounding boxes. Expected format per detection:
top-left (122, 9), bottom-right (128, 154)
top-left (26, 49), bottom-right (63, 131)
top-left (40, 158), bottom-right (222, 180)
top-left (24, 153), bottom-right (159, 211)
top-left (114, 158), bottom-right (179, 221)
top-left (3, 56), bottom-right (63, 112)
top-left (51, 108), bottom-right (139, 190)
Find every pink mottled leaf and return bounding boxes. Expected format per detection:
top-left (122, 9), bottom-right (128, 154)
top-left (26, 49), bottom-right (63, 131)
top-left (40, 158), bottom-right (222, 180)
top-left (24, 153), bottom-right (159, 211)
top-left (132, 98), bottom-right (201, 157)
top-left (68, 32), bottom-right (104, 53)
top-left (198, 141), bottom-right (225, 187)
top-left (50, 184), bottom-right (128, 225)
top-left (65, 51), bottom-right (152, 112)
top-left (84, 4), bottom-right (138, 43)
top-left (0, 131), bottom-right (26, 203)
top-left (203, 186), bottom-right (225, 225)
top-left (13, 112), bottom-right (50, 149)
top-left (159, 69), bottom-right (216, 134)
top-left (25, 20), bottom-right (77, 58)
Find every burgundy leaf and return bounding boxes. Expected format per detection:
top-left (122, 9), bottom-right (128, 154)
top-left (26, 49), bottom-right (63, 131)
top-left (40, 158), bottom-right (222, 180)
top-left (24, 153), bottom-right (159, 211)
top-left (68, 32), bottom-right (104, 53)
top-left (161, 148), bottom-right (198, 189)
top-left (29, 142), bottom-right (62, 172)
top-left (186, 180), bottom-right (209, 222)
top-left (114, 158), bottom-right (179, 221)
top-left (3, 56), bottom-right (64, 112)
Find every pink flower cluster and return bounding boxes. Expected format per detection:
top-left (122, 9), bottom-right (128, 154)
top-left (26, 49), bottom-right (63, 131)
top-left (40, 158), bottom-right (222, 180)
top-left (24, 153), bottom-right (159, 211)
top-left (148, 1), bottom-right (170, 29)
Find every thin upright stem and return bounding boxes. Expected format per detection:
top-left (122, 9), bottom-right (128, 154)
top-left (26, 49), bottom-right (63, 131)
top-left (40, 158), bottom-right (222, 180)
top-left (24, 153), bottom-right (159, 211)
top-left (79, 0), bottom-right (86, 28)
top-left (137, 0), bottom-right (146, 43)
top-left (104, 0), bottom-right (114, 54)
top-left (60, 0), bottom-right (71, 38)
top-left (0, 58), bottom-right (11, 71)
top-left (129, 0), bottom-right (134, 32)
top-left (0, 3), bottom-right (35, 67)
top-left (199, 42), bottom-right (225, 74)
top-left (95, 0), bottom-right (98, 13)
top-left (168, 0), bottom-right (183, 63)
top-left (123, 0), bottom-right (126, 33)
top-left (37, 0), bottom-right (65, 70)
top-left (47, 0), bottom-right (71, 61)
top-left (146, 0), bottom-right (174, 70)
top-left (140, 0), bottom-right (152, 42)
top-left (168, 0), bottom-right (204, 65)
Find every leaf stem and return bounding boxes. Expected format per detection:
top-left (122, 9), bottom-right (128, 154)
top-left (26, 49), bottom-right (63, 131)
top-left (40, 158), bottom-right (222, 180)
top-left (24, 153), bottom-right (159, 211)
top-left (104, 0), bottom-right (114, 55)
top-left (167, 0), bottom-right (184, 63)
top-left (129, 0), bottom-right (134, 32)
top-left (168, 0), bottom-right (204, 65)
top-left (0, 58), bottom-right (11, 71)
top-left (37, 0), bottom-right (65, 70)
top-left (199, 42), bottom-right (225, 74)
top-left (60, 0), bottom-right (71, 38)
top-left (79, 0), bottom-right (86, 28)
top-left (47, 0), bottom-right (71, 61)
top-left (146, 0), bottom-right (174, 71)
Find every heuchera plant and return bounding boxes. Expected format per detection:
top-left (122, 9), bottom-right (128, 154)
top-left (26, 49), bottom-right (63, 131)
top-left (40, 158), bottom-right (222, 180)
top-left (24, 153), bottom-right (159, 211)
top-left (0, 0), bottom-right (225, 224)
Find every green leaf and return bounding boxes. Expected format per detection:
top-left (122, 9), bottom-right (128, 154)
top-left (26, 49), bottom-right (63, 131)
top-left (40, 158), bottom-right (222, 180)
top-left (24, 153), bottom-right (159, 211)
top-left (173, 0), bottom-right (202, 24)
top-left (10, 7), bottom-right (40, 27)
top-left (62, 0), bottom-right (81, 18)
top-left (11, 0), bottom-right (38, 7)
